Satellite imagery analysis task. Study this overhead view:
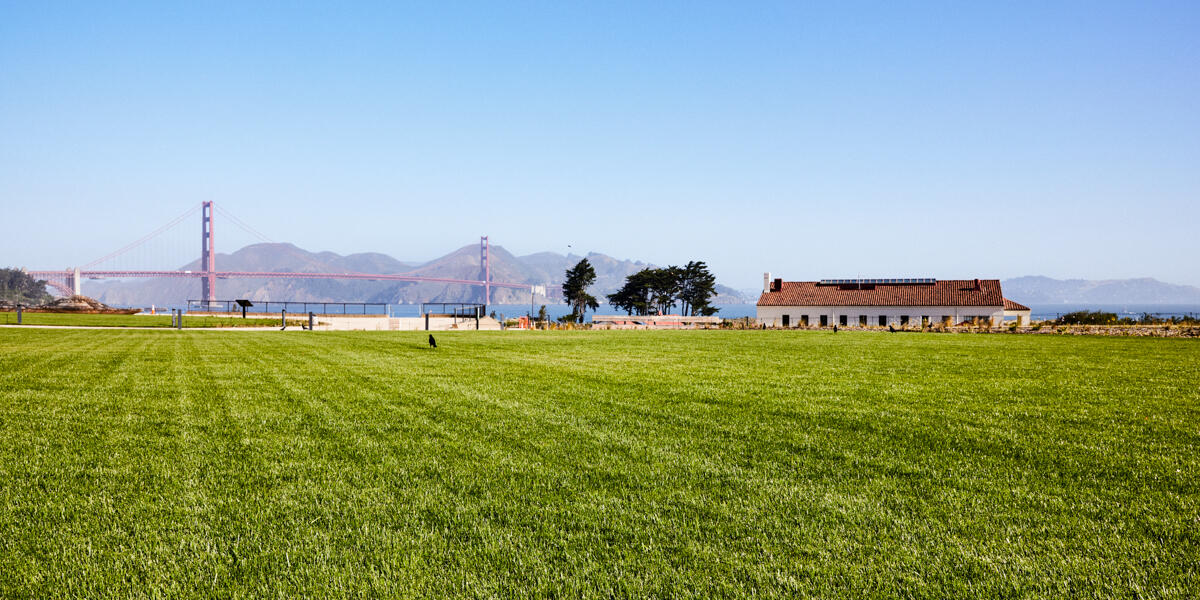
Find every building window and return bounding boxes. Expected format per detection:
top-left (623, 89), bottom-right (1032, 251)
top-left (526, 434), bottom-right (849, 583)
top-left (801, 315), bottom-right (809, 326)
top-left (820, 315), bottom-right (828, 327)
top-left (782, 314), bottom-right (790, 328)
top-left (859, 315), bottom-right (867, 326)
top-left (839, 315), bottom-right (848, 326)
top-left (878, 315), bottom-right (887, 326)
top-left (921, 316), bottom-right (929, 327)
top-left (942, 315), bottom-right (951, 325)
top-left (901, 315), bottom-right (910, 326)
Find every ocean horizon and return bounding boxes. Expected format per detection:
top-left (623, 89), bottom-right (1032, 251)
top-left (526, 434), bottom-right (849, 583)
top-left (121, 301), bottom-right (1200, 321)
top-left (396, 303), bottom-right (1200, 322)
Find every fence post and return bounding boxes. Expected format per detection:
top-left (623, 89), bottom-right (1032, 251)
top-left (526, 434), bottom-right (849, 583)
top-left (281, 309), bottom-right (287, 330)
top-left (16, 306), bottom-right (22, 325)
top-left (177, 309), bottom-right (183, 330)
top-left (308, 312), bottom-right (314, 331)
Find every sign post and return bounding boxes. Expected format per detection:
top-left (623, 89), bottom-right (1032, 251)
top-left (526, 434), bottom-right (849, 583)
top-left (235, 299), bottom-right (253, 319)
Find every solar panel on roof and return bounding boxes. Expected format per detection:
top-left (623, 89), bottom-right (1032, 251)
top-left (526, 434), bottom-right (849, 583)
top-left (818, 278), bottom-right (936, 285)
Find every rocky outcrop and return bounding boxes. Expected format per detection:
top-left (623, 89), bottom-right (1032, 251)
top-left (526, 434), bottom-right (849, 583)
top-left (29, 295), bottom-right (140, 314)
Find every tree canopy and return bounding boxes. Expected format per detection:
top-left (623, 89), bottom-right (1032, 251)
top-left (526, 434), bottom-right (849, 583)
top-left (0, 268), bottom-right (52, 306)
top-left (562, 259), bottom-right (599, 321)
top-left (606, 269), bottom-right (654, 316)
top-left (677, 261), bottom-right (719, 316)
top-left (607, 261), bottom-right (718, 316)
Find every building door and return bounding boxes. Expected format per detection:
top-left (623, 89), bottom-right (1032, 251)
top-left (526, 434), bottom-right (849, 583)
top-left (801, 315), bottom-right (809, 326)
top-left (878, 315), bottom-right (887, 326)
top-left (782, 314), bottom-right (790, 328)
top-left (859, 315), bottom-right (867, 326)
top-left (820, 315), bottom-right (828, 327)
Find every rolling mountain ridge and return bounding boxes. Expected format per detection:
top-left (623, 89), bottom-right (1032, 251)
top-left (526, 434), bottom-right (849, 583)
top-left (1002, 276), bottom-right (1200, 304)
top-left (78, 244), bottom-right (1199, 307)
top-left (85, 242), bottom-right (746, 306)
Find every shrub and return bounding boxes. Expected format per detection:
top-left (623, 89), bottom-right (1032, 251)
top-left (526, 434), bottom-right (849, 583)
top-left (1057, 311), bottom-right (1119, 325)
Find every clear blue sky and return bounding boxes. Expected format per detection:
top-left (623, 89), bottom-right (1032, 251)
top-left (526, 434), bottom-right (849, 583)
top-left (2, 1), bottom-right (1198, 289)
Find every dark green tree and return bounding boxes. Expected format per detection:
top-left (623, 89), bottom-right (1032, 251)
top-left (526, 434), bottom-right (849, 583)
top-left (608, 261), bottom-right (721, 317)
top-left (607, 268), bottom-right (656, 315)
top-left (647, 266), bottom-right (681, 315)
top-left (677, 261), bottom-right (719, 316)
top-left (0, 268), bottom-right (52, 305)
top-left (562, 259), bottom-right (599, 321)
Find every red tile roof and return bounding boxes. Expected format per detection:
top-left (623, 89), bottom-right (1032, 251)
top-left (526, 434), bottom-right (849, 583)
top-left (757, 279), bottom-right (1004, 307)
top-left (1003, 298), bottom-right (1030, 311)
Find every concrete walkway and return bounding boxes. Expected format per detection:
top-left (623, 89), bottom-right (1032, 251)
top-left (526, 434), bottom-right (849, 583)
top-left (0, 324), bottom-right (290, 331)
top-left (0, 321), bottom-right (505, 332)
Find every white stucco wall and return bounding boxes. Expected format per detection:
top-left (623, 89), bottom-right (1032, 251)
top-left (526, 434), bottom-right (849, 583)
top-left (756, 305), bottom-right (1005, 327)
top-left (1003, 309), bottom-right (1032, 325)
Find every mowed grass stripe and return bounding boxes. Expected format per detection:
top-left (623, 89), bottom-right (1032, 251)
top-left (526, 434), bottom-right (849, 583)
top-left (1, 311), bottom-right (289, 328)
top-left (0, 328), bottom-right (1196, 598)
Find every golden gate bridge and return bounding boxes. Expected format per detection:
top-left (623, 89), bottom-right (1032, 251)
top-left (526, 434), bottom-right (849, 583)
top-left (26, 202), bottom-right (546, 305)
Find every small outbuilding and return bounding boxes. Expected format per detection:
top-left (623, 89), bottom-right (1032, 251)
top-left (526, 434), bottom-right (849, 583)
top-left (757, 274), bottom-right (1031, 328)
top-left (1003, 298), bottom-right (1032, 325)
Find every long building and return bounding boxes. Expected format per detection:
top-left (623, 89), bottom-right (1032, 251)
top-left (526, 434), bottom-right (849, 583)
top-left (756, 274), bottom-right (1031, 328)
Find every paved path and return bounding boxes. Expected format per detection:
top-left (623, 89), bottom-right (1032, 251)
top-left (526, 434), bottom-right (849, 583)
top-left (0, 324), bottom-right (288, 331)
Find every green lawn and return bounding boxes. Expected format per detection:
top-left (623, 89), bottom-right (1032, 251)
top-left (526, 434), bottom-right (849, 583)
top-left (0, 329), bottom-right (1196, 598)
top-left (0, 311), bottom-right (291, 327)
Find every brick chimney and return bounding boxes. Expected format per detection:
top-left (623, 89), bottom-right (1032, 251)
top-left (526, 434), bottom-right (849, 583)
top-left (763, 272), bottom-right (771, 294)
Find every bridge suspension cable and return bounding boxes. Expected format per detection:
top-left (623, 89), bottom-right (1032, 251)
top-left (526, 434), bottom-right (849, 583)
top-left (215, 205), bottom-right (274, 244)
top-left (81, 203), bottom-right (201, 269)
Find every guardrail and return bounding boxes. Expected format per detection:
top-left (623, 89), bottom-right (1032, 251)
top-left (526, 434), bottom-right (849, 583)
top-left (187, 300), bottom-right (388, 315)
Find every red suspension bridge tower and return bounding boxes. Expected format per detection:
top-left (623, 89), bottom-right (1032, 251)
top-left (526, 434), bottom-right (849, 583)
top-left (480, 235), bottom-right (490, 306)
top-left (201, 201), bottom-right (216, 304)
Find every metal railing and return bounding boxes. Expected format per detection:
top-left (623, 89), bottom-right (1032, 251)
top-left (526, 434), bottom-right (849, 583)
top-left (420, 303), bottom-right (485, 318)
top-left (187, 299), bottom-right (388, 315)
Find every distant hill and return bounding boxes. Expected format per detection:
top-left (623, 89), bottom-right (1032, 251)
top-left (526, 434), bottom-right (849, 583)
top-left (1002, 276), bottom-right (1200, 304)
top-left (84, 255), bottom-right (1200, 307)
top-left (84, 243), bottom-right (748, 306)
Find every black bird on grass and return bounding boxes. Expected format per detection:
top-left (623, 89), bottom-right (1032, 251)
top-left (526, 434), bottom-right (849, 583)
top-left (428, 334), bottom-right (437, 348)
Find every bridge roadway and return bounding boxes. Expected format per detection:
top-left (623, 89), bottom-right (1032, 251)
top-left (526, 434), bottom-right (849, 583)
top-left (26, 269), bottom-right (539, 296)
